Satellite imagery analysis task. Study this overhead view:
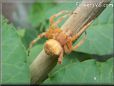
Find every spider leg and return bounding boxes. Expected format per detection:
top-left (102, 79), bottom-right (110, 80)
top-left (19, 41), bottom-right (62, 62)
top-left (64, 40), bottom-right (72, 54)
top-left (72, 32), bottom-right (87, 51)
top-left (64, 45), bottom-right (70, 54)
top-left (28, 32), bottom-right (45, 56)
top-left (53, 14), bottom-right (70, 27)
top-left (53, 11), bottom-right (77, 28)
top-left (71, 20), bottom-right (93, 41)
top-left (50, 10), bottom-right (77, 29)
top-left (49, 10), bottom-right (69, 25)
top-left (58, 49), bottom-right (64, 64)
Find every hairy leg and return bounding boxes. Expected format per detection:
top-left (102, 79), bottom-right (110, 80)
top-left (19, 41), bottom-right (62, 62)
top-left (72, 32), bottom-right (87, 51)
top-left (58, 49), bottom-right (64, 64)
top-left (28, 32), bottom-right (45, 56)
top-left (64, 45), bottom-right (70, 54)
top-left (52, 11), bottom-right (77, 28)
top-left (49, 10), bottom-right (77, 29)
top-left (71, 20), bottom-right (93, 41)
top-left (49, 10), bottom-right (69, 27)
top-left (53, 14), bottom-right (70, 28)
top-left (64, 40), bottom-right (72, 54)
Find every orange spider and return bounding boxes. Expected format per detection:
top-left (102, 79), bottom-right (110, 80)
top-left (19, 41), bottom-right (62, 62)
top-left (28, 10), bottom-right (93, 64)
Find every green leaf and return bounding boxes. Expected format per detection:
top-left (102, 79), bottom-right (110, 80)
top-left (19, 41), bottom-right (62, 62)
top-left (2, 16), bottom-right (30, 84)
top-left (43, 57), bottom-right (113, 84)
top-left (17, 28), bottom-right (38, 48)
top-left (74, 6), bottom-right (113, 55)
top-left (28, 3), bottom-right (55, 28)
top-left (17, 28), bottom-right (46, 49)
top-left (28, 2), bottom-right (77, 28)
top-left (48, 52), bottom-right (93, 75)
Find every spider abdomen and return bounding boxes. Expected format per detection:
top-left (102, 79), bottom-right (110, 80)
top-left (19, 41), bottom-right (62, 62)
top-left (44, 39), bottom-right (63, 56)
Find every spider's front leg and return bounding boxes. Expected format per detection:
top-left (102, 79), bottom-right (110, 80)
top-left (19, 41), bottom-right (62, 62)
top-left (49, 10), bottom-right (69, 25)
top-left (28, 32), bottom-right (46, 56)
top-left (49, 10), bottom-right (71, 29)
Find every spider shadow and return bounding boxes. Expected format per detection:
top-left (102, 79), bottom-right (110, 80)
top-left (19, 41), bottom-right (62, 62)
top-left (65, 51), bottom-right (113, 62)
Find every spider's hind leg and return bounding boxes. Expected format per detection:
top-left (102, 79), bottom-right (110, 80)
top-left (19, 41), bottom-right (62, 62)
top-left (71, 20), bottom-right (93, 41)
top-left (72, 32), bottom-right (87, 51)
top-left (64, 39), bottom-right (72, 54)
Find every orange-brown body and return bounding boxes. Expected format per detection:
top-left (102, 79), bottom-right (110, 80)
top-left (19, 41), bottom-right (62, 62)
top-left (45, 28), bottom-right (72, 47)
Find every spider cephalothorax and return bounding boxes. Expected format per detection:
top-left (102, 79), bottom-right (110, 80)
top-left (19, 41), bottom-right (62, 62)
top-left (28, 10), bottom-right (93, 64)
